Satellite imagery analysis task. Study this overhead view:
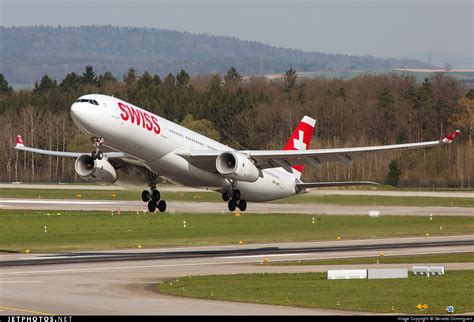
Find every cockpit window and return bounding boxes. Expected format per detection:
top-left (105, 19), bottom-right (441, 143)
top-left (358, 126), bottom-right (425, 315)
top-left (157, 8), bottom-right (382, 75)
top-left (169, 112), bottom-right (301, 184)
top-left (75, 99), bottom-right (99, 106)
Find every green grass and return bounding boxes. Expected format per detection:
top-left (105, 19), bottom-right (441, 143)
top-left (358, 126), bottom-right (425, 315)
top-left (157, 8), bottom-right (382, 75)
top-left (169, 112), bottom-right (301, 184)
top-left (281, 194), bottom-right (474, 207)
top-left (1, 188), bottom-right (473, 207)
top-left (265, 252), bottom-right (474, 266)
top-left (158, 271), bottom-right (474, 314)
top-left (0, 210), bottom-right (473, 252)
top-left (0, 188), bottom-right (222, 202)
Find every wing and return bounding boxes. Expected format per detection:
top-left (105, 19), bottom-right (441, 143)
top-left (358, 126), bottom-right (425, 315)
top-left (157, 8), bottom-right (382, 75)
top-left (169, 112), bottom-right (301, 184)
top-left (175, 130), bottom-right (461, 173)
top-left (296, 181), bottom-right (379, 189)
top-left (14, 135), bottom-right (127, 159)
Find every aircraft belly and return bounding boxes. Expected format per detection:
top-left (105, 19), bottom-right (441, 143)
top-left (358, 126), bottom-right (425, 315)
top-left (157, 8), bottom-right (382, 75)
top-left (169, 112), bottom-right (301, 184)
top-left (148, 153), bottom-right (229, 188)
top-left (236, 171), bottom-right (296, 202)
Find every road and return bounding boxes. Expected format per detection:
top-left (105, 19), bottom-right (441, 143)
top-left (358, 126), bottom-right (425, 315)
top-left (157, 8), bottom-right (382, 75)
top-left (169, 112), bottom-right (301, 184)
top-left (0, 236), bottom-right (472, 315)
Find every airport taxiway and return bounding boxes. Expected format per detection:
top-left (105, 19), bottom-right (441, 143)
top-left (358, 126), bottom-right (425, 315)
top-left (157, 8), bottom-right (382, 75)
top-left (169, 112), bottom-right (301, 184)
top-left (1, 236), bottom-right (473, 315)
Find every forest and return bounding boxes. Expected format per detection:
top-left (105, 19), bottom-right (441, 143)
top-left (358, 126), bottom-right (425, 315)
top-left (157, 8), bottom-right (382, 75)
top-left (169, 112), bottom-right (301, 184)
top-left (0, 66), bottom-right (472, 188)
top-left (0, 26), bottom-right (429, 85)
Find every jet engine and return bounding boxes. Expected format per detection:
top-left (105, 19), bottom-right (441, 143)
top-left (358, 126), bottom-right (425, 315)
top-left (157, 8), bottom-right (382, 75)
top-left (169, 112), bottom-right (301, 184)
top-left (74, 154), bottom-right (118, 183)
top-left (216, 151), bottom-right (259, 182)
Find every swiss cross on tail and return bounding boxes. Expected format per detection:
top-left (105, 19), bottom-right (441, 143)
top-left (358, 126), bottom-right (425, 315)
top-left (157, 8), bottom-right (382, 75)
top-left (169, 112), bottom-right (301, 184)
top-left (283, 116), bottom-right (316, 179)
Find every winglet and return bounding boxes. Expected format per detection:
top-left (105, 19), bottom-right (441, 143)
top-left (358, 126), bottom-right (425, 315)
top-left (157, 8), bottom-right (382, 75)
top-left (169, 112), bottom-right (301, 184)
top-left (442, 130), bottom-right (461, 144)
top-left (16, 135), bottom-right (24, 147)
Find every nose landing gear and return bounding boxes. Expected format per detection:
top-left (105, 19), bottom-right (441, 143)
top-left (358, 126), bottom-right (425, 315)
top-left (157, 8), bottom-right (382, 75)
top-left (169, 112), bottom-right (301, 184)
top-left (223, 189), bottom-right (246, 212)
top-left (91, 137), bottom-right (104, 160)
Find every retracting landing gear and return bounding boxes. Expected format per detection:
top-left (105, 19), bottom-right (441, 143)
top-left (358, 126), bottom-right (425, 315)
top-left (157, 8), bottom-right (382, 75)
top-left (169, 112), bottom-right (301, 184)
top-left (223, 188), bottom-right (247, 212)
top-left (91, 137), bottom-right (104, 160)
top-left (142, 172), bottom-right (166, 213)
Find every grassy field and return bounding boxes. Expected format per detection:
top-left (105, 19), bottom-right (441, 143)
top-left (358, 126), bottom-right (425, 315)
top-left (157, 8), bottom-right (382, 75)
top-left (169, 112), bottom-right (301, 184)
top-left (264, 252), bottom-right (474, 266)
top-left (1, 188), bottom-right (473, 207)
top-left (280, 194), bottom-right (474, 207)
top-left (158, 271), bottom-right (474, 314)
top-left (0, 210), bottom-right (473, 252)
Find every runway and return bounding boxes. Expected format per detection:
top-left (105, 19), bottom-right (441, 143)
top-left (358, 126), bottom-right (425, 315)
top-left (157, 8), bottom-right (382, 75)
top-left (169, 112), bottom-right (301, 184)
top-left (2, 183), bottom-right (473, 198)
top-left (1, 235), bottom-right (473, 315)
top-left (0, 198), bottom-right (473, 216)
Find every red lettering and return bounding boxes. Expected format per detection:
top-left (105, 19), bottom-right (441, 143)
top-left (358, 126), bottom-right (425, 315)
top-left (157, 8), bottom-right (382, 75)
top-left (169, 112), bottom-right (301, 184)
top-left (130, 107), bottom-right (142, 126)
top-left (118, 102), bottom-right (129, 121)
top-left (151, 116), bottom-right (161, 134)
top-left (118, 102), bottom-right (160, 135)
top-left (143, 112), bottom-right (153, 131)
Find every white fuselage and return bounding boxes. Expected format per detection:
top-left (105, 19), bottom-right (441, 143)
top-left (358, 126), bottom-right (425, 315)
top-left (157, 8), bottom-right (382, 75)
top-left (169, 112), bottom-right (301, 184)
top-left (70, 94), bottom-right (298, 202)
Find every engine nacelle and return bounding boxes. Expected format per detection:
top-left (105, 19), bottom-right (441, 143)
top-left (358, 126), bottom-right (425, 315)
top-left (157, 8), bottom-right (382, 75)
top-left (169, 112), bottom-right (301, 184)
top-left (216, 151), bottom-right (259, 182)
top-left (75, 154), bottom-right (118, 184)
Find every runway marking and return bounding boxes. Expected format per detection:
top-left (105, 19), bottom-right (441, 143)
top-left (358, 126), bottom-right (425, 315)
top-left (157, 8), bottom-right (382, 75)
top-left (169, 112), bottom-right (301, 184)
top-left (223, 253), bottom-right (307, 259)
top-left (0, 260), bottom-right (252, 276)
top-left (0, 305), bottom-right (55, 316)
top-left (1, 249), bottom-right (473, 276)
top-left (223, 249), bottom-right (474, 260)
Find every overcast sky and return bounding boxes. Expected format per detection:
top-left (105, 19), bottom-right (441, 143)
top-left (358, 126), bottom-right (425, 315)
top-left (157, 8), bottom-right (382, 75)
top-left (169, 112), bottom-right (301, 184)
top-left (1, 0), bottom-right (472, 67)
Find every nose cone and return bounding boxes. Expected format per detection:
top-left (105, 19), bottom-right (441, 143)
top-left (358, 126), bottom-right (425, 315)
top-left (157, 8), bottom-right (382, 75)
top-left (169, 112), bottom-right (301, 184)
top-left (70, 102), bottom-right (83, 127)
top-left (70, 102), bottom-right (93, 130)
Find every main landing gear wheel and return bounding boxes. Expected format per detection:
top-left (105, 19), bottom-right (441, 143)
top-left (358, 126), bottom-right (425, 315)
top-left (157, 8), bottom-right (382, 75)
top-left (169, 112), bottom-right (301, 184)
top-left (228, 199), bottom-right (237, 211)
top-left (142, 190), bottom-right (151, 202)
top-left (238, 200), bottom-right (247, 212)
top-left (222, 191), bottom-right (231, 201)
top-left (232, 189), bottom-right (241, 201)
top-left (157, 200), bottom-right (166, 212)
top-left (147, 200), bottom-right (156, 212)
top-left (152, 189), bottom-right (161, 202)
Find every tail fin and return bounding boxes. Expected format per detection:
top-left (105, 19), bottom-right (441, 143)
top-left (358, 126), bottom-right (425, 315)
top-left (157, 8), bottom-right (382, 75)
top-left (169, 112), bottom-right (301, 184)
top-left (16, 135), bottom-right (24, 147)
top-left (283, 116), bottom-right (316, 179)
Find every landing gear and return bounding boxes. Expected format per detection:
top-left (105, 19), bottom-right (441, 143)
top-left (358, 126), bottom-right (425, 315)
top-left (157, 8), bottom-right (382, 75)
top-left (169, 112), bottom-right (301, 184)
top-left (91, 137), bottom-right (104, 160)
top-left (232, 189), bottom-right (241, 201)
top-left (157, 200), bottom-right (167, 212)
top-left (228, 199), bottom-right (237, 211)
top-left (222, 191), bottom-right (231, 201)
top-left (238, 199), bottom-right (247, 212)
top-left (147, 200), bottom-right (156, 212)
top-left (225, 188), bottom-right (247, 212)
top-left (141, 190), bottom-right (151, 202)
top-left (143, 172), bottom-right (166, 213)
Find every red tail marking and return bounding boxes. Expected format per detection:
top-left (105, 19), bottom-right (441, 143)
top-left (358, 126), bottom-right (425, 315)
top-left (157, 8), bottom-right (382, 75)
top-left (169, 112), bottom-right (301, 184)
top-left (446, 130), bottom-right (460, 141)
top-left (16, 135), bottom-right (24, 146)
top-left (284, 117), bottom-right (316, 173)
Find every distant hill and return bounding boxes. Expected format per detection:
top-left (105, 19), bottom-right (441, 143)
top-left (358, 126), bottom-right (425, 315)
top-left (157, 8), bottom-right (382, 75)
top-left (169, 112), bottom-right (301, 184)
top-left (0, 25), bottom-right (430, 84)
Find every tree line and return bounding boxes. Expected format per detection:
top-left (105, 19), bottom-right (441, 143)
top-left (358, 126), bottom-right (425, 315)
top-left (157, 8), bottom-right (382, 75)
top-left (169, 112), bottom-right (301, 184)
top-left (0, 66), bottom-right (472, 187)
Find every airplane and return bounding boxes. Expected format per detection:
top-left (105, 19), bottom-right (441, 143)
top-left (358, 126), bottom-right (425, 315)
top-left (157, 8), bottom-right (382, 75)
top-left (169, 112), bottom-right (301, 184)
top-left (14, 94), bottom-right (461, 213)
